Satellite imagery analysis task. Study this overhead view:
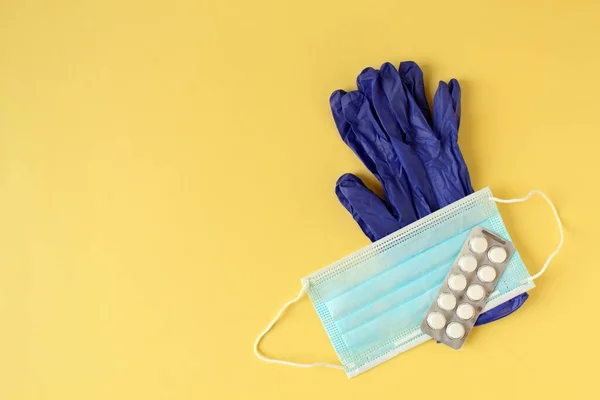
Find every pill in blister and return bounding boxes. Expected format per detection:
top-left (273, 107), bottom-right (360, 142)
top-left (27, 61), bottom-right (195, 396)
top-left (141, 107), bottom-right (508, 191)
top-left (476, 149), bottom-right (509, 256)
top-left (458, 255), bottom-right (477, 273)
top-left (456, 303), bottom-right (475, 320)
top-left (427, 312), bottom-right (446, 330)
top-left (467, 284), bottom-right (485, 301)
top-left (488, 246), bottom-right (507, 263)
top-left (477, 265), bottom-right (497, 283)
top-left (437, 293), bottom-right (457, 310)
top-left (446, 322), bottom-right (465, 339)
top-left (448, 274), bottom-right (467, 291)
top-left (469, 236), bottom-right (488, 253)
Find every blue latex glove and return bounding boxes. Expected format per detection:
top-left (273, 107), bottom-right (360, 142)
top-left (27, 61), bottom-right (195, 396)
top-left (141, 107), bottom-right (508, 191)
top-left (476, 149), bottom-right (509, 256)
top-left (330, 61), bottom-right (528, 326)
top-left (398, 62), bottom-right (473, 195)
top-left (356, 63), bottom-right (467, 208)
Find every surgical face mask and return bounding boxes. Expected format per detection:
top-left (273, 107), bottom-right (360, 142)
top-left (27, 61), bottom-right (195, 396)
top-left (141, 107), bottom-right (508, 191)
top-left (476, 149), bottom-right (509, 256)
top-left (254, 188), bottom-right (563, 378)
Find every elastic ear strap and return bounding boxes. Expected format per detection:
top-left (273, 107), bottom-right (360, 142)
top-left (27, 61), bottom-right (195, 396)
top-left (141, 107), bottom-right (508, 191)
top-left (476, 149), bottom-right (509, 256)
top-left (490, 190), bottom-right (564, 281)
top-left (253, 283), bottom-right (344, 370)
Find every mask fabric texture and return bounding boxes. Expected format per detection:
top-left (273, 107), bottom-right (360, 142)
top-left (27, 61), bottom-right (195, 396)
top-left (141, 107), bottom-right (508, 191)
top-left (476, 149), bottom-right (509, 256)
top-left (302, 187), bottom-right (534, 377)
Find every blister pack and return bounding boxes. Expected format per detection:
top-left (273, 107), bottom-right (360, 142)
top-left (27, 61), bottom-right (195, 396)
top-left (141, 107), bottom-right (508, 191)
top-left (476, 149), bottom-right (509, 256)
top-left (420, 226), bottom-right (515, 349)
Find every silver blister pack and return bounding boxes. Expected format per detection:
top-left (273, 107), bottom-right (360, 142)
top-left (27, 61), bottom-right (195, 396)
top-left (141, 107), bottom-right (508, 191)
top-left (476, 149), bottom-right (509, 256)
top-left (420, 226), bottom-right (515, 349)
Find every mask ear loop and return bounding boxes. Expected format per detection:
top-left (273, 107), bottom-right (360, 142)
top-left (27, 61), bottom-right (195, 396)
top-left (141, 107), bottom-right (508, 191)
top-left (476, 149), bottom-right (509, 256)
top-left (253, 282), bottom-right (344, 370)
top-left (489, 190), bottom-right (564, 281)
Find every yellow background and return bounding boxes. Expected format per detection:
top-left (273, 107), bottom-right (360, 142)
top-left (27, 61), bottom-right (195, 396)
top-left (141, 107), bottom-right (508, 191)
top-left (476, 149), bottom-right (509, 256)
top-left (0, 0), bottom-right (597, 399)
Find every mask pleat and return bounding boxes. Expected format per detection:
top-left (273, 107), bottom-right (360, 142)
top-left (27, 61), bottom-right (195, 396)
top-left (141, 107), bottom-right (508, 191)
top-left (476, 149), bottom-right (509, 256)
top-left (335, 263), bottom-right (449, 334)
top-left (341, 287), bottom-right (439, 356)
top-left (325, 234), bottom-right (467, 320)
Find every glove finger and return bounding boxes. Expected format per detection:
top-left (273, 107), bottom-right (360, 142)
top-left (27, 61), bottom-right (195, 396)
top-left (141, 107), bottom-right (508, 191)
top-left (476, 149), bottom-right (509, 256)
top-left (449, 78), bottom-right (461, 129)
top-left (356, 67), bottom-right (378, 102)
top-left (448, 79), bottom-right (473, 193)
top-left (358, 64), bottom-right (408, 142)
top-left (341, 91), bottom-right (417, 227)
top-left (433, 81), bottom-right (457, 143)
top-left (357, 65), bottom-right (438, 217)
top-left (330, 90), bottom-right (351, 140)
top-left (330, 90), bottom-right (380, 177)
top-left (372, 63), bottom-right (411, 140)
top-left (475, 293), bottom-right (529, 326)
top-left (380, 63), bottom-right (440, 148)
top-left (433, 81), bottom-right (473, 194)
top-left (398, 61), bottom-right (431, 122)
top-left (335, 173), bottom-right (402, 241)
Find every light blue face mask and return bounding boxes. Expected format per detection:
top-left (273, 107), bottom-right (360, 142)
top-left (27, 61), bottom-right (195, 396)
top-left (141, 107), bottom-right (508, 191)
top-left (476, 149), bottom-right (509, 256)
top-left (254, 188), bottom-right (563, 378)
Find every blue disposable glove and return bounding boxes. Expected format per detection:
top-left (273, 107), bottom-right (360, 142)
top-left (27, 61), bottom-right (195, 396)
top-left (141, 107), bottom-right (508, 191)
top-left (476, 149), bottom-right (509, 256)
top-left (330, 61), bottom-right (528, 326)
top-left (399, 62), bottom-right (473, 195)
top-left (356, 63), bottom-right (468, 208)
